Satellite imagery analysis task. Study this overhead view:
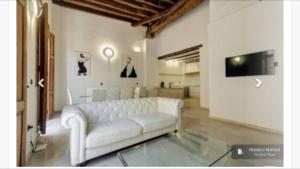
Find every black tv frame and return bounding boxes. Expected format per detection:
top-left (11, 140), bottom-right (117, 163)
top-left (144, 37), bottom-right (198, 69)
top-left (225, 50), bottom-right (275, 77)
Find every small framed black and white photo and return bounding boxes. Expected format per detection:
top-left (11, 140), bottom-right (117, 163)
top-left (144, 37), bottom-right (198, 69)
top-left (74, 51), bottom-right (91, 76)
top-left (120, 55), bottom-right (138, 78)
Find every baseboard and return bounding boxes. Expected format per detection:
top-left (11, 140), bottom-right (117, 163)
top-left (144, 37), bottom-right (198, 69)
top-left (54, 110), bottom-right (62, 114)
top-left (200, 107), bottom-right (209, 111)
top-left (188, 96), bottom-right (200, 98)
top-left (209, 115), bottom-right (283, 135)
top-left (25, 130), bottom-right (38, 164)
top-left (25, 151), bottom-right (32, 164)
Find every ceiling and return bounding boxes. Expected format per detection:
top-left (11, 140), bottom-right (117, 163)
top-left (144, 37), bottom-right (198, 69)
top-left (52, 0), bottom-right (204, 38)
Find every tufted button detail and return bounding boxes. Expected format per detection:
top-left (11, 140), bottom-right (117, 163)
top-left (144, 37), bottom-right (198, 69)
top-left (77, 97), bottom-right (162, 121)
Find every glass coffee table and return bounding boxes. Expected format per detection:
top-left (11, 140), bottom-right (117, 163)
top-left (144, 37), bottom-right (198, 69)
top-left (117, 129), bottom-right (283, 167)
top-left (117, 130), bottom-right (233, 167)
top-left (212, 146), bottom-right (283, 167)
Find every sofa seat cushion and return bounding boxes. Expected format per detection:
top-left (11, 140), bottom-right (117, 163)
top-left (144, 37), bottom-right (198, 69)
top-left (129, 113), bottom-right (177, 133)
top-left (86, 119), bottom-right (142, 149)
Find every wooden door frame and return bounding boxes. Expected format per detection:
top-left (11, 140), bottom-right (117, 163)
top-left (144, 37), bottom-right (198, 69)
top-left (48, 32), bottom-right (55, 118)
top-left (38, 3), bottom-right (49, 134)
top-left (17, 0), bottom-right (27, 166)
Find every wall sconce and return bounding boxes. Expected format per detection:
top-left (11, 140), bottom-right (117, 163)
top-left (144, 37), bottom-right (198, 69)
top-left (133, 46), bottom-right (141, 53)
top-left (102, 47), bottom-right (115, 61)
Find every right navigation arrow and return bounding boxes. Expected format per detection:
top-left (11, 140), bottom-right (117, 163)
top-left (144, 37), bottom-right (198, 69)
top-left (256, 78), bottom-right (262, 88)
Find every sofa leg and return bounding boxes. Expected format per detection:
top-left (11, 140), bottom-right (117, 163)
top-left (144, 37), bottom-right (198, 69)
top-left (76, 161), bottom-right (88, 167)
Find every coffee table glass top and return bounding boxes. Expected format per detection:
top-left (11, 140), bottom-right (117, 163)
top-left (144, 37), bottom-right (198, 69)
top-left (212, 147), bottom-right (283, 167)
top-left (118, 130), bottom-right (232, 167)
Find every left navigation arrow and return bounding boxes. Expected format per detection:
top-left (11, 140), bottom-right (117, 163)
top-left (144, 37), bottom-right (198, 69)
top-left (38, 79), bottom-right (44, 88)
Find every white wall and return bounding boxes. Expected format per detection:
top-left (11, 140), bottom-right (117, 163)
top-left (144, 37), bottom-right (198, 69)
top-left (143, 39), bottom-right (159, 96)
top-left (291, 1), bottom-right (300, 166)
top-left (156, 0), bottom-right (209, 108)
top-left (208, 1), bottom-right (283, 132)
top-left (52, 6), bottom-right (146, 110)
top-left (185, 62), bottom-right (200, 73)
top-left (185, 62), bottom-right (200, 97)
top-left (209, 0), bottom-right (257, 23)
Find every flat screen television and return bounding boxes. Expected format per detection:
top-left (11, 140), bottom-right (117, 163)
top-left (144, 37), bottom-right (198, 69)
top-left (225, 50), bottom-right (275, 77)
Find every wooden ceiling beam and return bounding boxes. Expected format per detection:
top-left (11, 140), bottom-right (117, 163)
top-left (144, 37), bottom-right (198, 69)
top-left (53, 0), bottom-right (204, 38)
top-left (132, 0), bottom-right (186, 27)
top-left (62, 0), bottom-right (143, 21)
top-left (113, 0), bottom-right (161, 14)
top-left (185, 59), bottom-right (200, 64)
top-left (136, 0), bottom-right (166, 10)
top-left (166, 51), bottom-right (199, 60)
top-left (178, 58), bottom-right (199, 63)
top-left (158, 44), bottom-right (202, 60)
top-left (141, 0), bottom-right (176, 8)
top-left (85, 0), bottom-right (152, 18)
top-left (172, 55), bottom-right (200, 61)
top-left (52, 0), bottom-right (136, 23)
top-left (147, 0), bottom-right (204, 38)
top-left (162, 0), bottom-right (176, 5)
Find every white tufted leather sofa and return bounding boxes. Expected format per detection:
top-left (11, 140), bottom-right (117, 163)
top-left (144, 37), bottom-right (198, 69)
top-left (86, 87), bottom-right (148, 103)
top-left (61, 97), bottom-right (183, 166)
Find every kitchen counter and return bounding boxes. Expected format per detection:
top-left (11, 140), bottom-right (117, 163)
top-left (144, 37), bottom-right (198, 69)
top-left (155, 87), bottom-right (189, 99)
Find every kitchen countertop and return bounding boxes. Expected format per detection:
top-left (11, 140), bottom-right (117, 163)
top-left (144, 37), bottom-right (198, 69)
top-left (155, 87), bottom-right (189, 99)
top-left (155, 86), bottom-right (187, 89)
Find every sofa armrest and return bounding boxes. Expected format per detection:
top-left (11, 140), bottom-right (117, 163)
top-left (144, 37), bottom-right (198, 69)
top-left (157, 97), bottom-right (184, 130)
top-left (61, 105), bottom-right (87, 166)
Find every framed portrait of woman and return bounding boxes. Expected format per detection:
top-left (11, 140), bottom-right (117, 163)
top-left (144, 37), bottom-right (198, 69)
top-left (120, 55), bottom-right (138, 78)
top-left (74, 51), bottom-right (91, 76)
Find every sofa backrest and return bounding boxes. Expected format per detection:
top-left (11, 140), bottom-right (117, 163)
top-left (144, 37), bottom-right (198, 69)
top-left (77, 97), bottom-right (158, 123)
top-left (87, 87), bottom-right (132, 102)
top-left (87, 87), bottom-right (144, 103)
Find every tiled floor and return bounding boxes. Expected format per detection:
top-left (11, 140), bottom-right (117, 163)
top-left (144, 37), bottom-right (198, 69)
top-left (26, 97), bottom-right (283, 167)
top-left (182, 98), bottom-right (283, 145)
top-left (26, 114), bottom-right (124, 167)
